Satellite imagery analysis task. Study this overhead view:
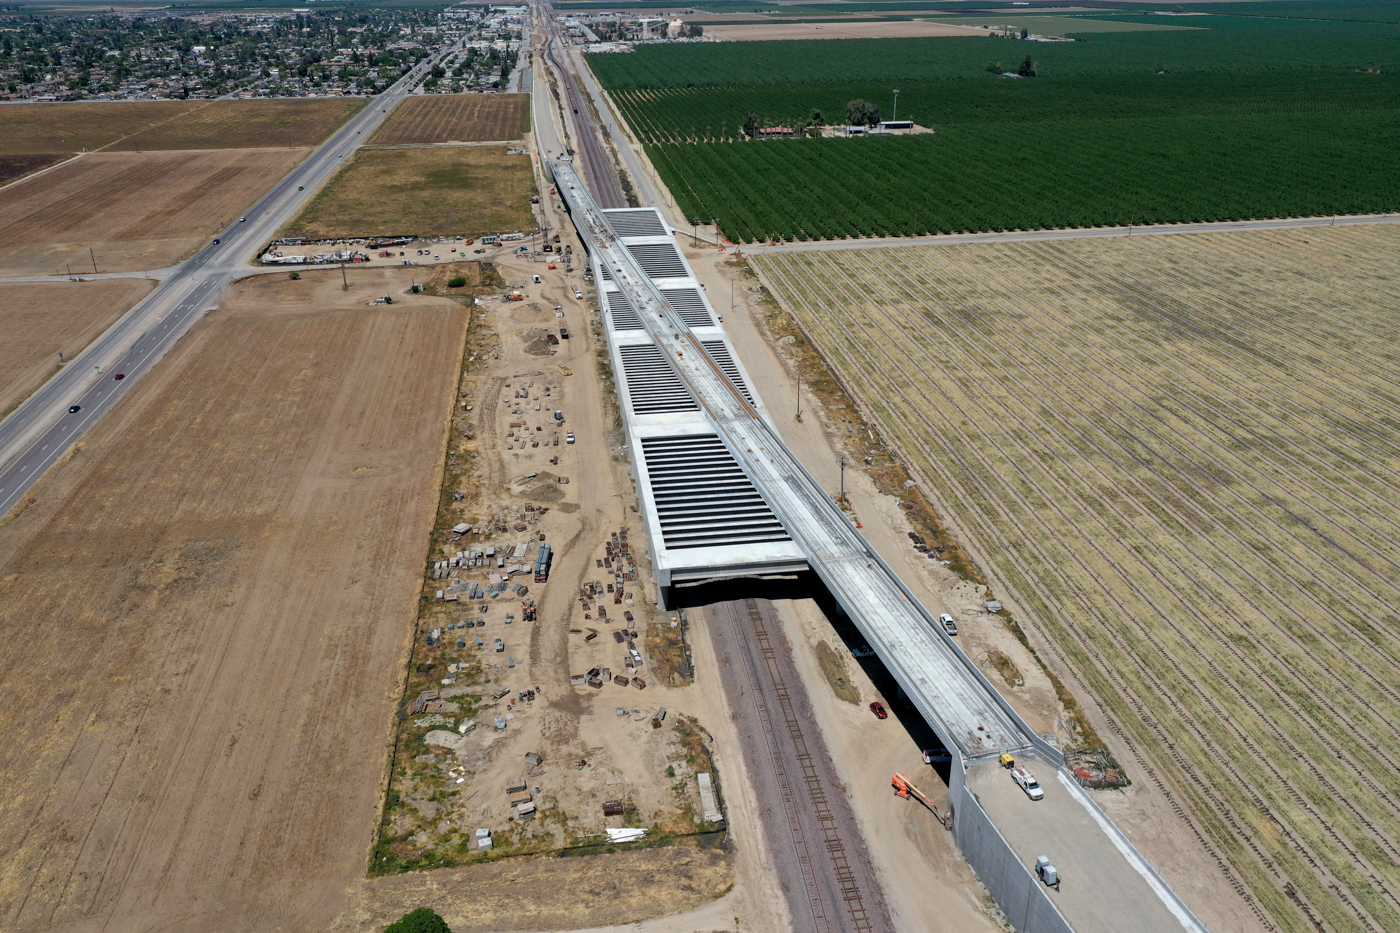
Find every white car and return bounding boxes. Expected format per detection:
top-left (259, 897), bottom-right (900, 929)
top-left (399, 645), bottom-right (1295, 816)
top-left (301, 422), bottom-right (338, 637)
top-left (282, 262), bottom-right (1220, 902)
top-left (1011, 767), bottom-right (1044, 801)
top-left (565, 432), bottom-right (575, 444)
top-left (939, 613), bottom-right (957, 635)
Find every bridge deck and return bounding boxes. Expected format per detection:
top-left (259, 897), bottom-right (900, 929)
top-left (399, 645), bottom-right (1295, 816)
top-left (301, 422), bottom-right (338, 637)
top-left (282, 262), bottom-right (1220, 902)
top-left (555, 162), bottom-right (1030, 757)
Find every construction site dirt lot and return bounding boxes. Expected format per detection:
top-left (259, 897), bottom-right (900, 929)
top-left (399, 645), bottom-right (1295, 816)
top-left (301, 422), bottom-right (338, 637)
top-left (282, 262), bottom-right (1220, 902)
top-left (351, 235), bottom-right (749, 929)
top-left (0, 278), bottom-right (155, 417)
top-left (0, 267), bottom-right (467, 933)
top-left (0, 147), bottom-right (308, 275)
top-left (753, 225), bottom-right (1400, 933)
top-left (285, 146), bottom-right (534, 241)
top-left (370, 93), bottom-right (530, 145)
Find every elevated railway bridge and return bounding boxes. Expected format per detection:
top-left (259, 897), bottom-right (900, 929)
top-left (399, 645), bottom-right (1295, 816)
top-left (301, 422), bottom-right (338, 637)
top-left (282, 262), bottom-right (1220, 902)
top-left (549, 157), bottom-right (1208, 933)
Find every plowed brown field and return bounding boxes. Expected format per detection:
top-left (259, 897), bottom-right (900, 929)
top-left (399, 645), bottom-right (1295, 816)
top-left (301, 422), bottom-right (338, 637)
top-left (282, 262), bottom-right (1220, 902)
top-left (0, 267), bottom-right (467, 933)
top-left (756, 225), bottom-right (1400, 933)
top-left (0, 100), bottom-right (204, 155)
top-left (0, 278), bottom-right (156, 417)
top-left (0, 98), bottom-right (361, 155)
top-left (0, 154), bottom-right (66, 186)
top-left (107, 97), bottom-right (366, 151)
top-left (369, 93), bottom-right (529, 145)
top-left (0, 148), bottom-right (306, 275)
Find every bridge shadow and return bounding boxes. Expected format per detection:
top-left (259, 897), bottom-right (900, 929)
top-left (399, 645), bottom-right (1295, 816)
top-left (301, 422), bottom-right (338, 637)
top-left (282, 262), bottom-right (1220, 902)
top-left (668, 573), bottom-right (953, 788)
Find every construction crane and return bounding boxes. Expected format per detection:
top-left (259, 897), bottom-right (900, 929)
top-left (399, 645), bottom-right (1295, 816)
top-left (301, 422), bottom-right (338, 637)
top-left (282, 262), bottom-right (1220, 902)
top-left (892, 772), bottom-right (953, 829)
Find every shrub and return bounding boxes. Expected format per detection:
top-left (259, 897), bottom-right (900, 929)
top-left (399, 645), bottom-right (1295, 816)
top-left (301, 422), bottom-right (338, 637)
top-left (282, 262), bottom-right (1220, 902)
top-left (384, 907), bottom-right (450, 933)
top-left (288, 271), bottom-right (301, 280)
top-left (446, 276), bottom-right (467, 288)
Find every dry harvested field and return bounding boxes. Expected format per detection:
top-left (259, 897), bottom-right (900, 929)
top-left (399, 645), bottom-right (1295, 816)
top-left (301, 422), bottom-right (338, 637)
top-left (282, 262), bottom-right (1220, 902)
top-left (0, 148), bottom-right (306, 275)
top-left (369, 93), bottom-right (529, 145)
top-left (0, 98), bottom-right (359, 155)
top-left (106, 97), bottom-right (366, 151)
top-left (0, 99), bottom-right (203, 155)
top-left (335, 847), bottom-right (732, 931)
top-left (285, 146), bottom-right (533, 240)
top-left (0, 153), bottom-right (66, 185)
top-left (755, 225), bottom-right (1400, 933)
top-left (0, 267), bottom-right (467, 933)
top-left (0, 278), bottom-right (155, 417)
top-left (704, 20), bottom-right (987, 40)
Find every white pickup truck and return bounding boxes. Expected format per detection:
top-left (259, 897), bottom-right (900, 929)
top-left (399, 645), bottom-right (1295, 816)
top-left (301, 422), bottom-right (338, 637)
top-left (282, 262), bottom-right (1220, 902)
top-left (1011, 767), bottom-right (1044, 801)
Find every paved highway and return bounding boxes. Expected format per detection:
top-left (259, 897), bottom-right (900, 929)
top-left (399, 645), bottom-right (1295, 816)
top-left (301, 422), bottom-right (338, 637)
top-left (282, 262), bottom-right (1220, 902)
top-left (0, 55), bottom-right (446, 518)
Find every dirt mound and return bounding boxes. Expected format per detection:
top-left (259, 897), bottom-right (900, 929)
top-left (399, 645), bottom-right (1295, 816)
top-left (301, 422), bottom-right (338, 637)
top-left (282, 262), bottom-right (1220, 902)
top-left (521, 327), bottom-right (557, 357)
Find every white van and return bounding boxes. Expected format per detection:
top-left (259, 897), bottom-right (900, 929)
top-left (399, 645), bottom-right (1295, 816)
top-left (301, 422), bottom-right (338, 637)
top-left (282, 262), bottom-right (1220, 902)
top-left (532, 274), bottom-right (542, 284)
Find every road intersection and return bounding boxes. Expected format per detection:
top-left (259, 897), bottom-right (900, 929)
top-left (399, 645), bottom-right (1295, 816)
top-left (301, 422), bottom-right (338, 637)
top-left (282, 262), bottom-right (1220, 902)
top-left (0, 56), bottom-right (447, 518)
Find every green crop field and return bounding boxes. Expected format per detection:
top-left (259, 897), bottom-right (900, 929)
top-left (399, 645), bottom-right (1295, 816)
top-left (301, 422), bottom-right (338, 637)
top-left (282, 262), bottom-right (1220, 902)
top-left (590, 15), bottom-right (1400, 242)
top-left (616, 70), bottom-right (1400, 142)
top-left (648, 108), bottom-right (1399, 241)
top-left (588, 21), bottom-right (1400, 88)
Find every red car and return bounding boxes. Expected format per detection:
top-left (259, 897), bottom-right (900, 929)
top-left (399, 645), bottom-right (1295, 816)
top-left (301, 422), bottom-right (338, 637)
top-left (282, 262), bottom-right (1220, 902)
top-left (869, 701), bottom-right (888, 720)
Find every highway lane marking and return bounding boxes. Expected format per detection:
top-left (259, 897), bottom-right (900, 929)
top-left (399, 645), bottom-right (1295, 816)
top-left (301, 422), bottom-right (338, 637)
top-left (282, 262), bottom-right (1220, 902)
top-left (1, 84), bottom-right (411, 508)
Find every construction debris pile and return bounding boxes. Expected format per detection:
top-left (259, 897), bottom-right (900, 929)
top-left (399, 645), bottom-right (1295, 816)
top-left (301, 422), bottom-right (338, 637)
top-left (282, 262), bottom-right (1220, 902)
top-left (501, 376), bottom-right (567, 451)
top-left (570, 528), bottom-right (648, 690)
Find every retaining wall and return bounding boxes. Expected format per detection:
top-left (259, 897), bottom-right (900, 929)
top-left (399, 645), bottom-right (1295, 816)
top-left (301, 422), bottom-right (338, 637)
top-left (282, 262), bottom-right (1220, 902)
top-left (951, 750), bottom-right (1076, 933)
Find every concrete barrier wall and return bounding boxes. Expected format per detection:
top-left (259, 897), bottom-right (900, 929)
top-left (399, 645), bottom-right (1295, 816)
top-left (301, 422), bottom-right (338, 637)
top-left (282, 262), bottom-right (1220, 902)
top-left (951, 751), bottom-right (1076, 933)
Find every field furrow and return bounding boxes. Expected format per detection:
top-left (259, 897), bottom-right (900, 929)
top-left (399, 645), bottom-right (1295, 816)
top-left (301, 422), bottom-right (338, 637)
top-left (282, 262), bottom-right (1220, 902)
top-left (754, 225), bottom-right (1400, 933)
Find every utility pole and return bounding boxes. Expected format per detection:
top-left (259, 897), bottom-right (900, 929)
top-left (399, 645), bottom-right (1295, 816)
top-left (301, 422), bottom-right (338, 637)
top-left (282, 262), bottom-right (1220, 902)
top-left (892, 88), bottom-right (900, 123)
top-left (89, 247), bottom-right (98, 274)
top-left (838, 457), bottom-right (847, 501)
top-left (340, 261), bottom-right (348, 290)
top-left (796, 374), bottom-right (802, 420)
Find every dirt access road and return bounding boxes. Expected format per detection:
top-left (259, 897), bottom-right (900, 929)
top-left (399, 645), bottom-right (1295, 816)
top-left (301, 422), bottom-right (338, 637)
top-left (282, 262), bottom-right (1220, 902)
top-left (0, 267), bottom-right (467, 933)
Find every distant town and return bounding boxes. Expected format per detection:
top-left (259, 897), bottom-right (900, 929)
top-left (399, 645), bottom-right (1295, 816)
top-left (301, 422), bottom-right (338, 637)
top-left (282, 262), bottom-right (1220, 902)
top-left (0, 4), bottom-right (525, 102)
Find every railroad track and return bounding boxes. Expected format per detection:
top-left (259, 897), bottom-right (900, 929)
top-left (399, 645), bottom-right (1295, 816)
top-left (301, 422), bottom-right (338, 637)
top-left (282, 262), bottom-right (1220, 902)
top-left (756, 248), bottom-right (1400, 932)
top-left (710, 598), bottom-right (886, 933)
top-left (541, 7), bottom-right (626, 209)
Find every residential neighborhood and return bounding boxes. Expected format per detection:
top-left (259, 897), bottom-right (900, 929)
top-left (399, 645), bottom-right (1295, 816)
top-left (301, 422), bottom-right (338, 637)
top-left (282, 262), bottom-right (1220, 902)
top-left (0, 4), bottom-right (524, 102)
